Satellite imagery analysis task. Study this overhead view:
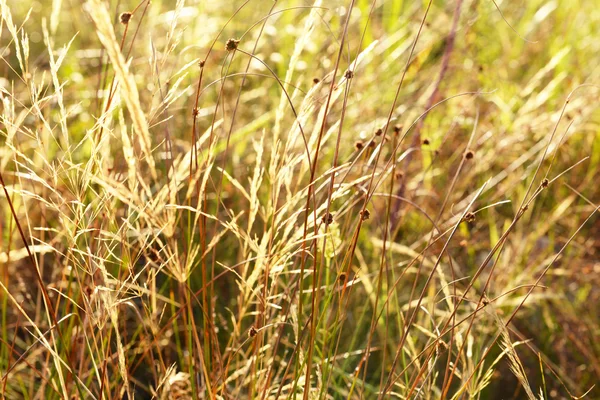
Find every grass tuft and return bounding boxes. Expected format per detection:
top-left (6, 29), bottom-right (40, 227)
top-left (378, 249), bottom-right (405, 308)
top-left (0, 1), bottom-right (599, 399)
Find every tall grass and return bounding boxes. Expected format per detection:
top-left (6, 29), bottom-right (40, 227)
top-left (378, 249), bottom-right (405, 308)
top-left (1, 0), bottom-right (599, 399)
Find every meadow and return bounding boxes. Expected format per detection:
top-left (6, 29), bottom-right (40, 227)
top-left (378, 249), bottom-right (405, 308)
top-left (0, 0), bottom-right (599, 398)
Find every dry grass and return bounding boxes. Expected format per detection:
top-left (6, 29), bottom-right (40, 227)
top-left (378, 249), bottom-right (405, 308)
top-left (1, 0), bottom-right (599, 399)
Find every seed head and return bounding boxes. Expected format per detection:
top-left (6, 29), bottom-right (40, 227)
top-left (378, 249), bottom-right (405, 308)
top-left (120, 12), bottom-right (132, 25)
top-left (354, 140), bottom-right (364, 150)
top-left (393, 124), bottom-right (403, 135)
top-left (360, 209), bottom-right (370, 221)
top-left (225, 38), bottom-right (240, 52)
top-left (344, 69), bottom-right (354, 80)
top-left (248, 326), bottom-right (258, 337)
top-left (368, 140), bottom-right (376, 148)
top-left (322, 213), bottom-right (334, 225)
top-left (198, 60), bottom-right (206, 68)
top-left (192, 107), bottom-right (199, 117)
top-left (463, 212), bottom-right (476, 223)
top-left (338, 272), bottom-right (347, 283)
top-left (313, 77), bottom-right (320, 84)
top-left (464, 150), bottom-right (474, 160)
top-left (422, 138), bottom-right (430, 145)
top-left (375, 128), bottom-right (383, 136)
top-left (541, 178), bottom-right (549, 188)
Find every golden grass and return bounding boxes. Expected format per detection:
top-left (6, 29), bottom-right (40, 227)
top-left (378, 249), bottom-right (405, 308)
top-left (1, 1), bottom-right (599, 399)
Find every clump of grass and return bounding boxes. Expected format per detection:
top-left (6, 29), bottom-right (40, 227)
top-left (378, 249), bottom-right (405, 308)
top-left (1, 0), bottom-right (599, 399)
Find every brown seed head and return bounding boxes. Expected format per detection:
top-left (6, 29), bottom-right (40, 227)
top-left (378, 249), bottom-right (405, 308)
top-left (322, 213), bottom-right (334, 225)
top-left (368, 140), bottom-right (376, 148)
top-left (360, 209), bottom-right (370, 221)
top-left (354, 140), bottom-right (364, 150)
top-left (422, 138), bottom-right (430, 145)
top-left (464, 150), bottom-right (474, 160)
top-left (120, 12), bottom-right (132, 25)
top-left (375, 128), bottom-right (383, 136)
top-left (463, 212), bottom-right (476, 223)
top-left (313, 77), bottom-right (320, 84)
top-left (225, 38), bottom-right (240, 52)
top-left (198, 60), bottom-right (206, 68)
top-left (541, 178), bottom-right (549, 188)
top-left (344, 70), bottom-right (354, 80)
top-left (249, 326), bottom-right (258, 337)
top-left (393, 124), bottom-right (403, 135)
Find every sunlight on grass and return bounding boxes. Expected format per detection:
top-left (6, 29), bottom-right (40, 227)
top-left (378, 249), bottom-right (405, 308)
top-left (1, 0), bottom-right (599, 399)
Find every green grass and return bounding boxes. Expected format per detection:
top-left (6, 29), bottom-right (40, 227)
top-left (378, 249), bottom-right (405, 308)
top-left (1, 0), bottom-right (599, 398)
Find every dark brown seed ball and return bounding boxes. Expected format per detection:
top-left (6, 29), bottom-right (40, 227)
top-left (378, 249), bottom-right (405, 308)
top-left (541, 178), bottom-right (549, 188)
top-left (120, 12), bottom-right (132, 24)
top-left (463, 212), bottom-right (475, 223)
top-left (249, 326), bottom-right (257, 337)
top-left (360, 209), bottom-right (370, 221)
top-left (225, 38), bottom-right (240, 52)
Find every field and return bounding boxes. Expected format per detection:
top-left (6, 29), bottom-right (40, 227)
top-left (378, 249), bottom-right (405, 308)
top-left (1, 0), bottom-right (599, 398)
